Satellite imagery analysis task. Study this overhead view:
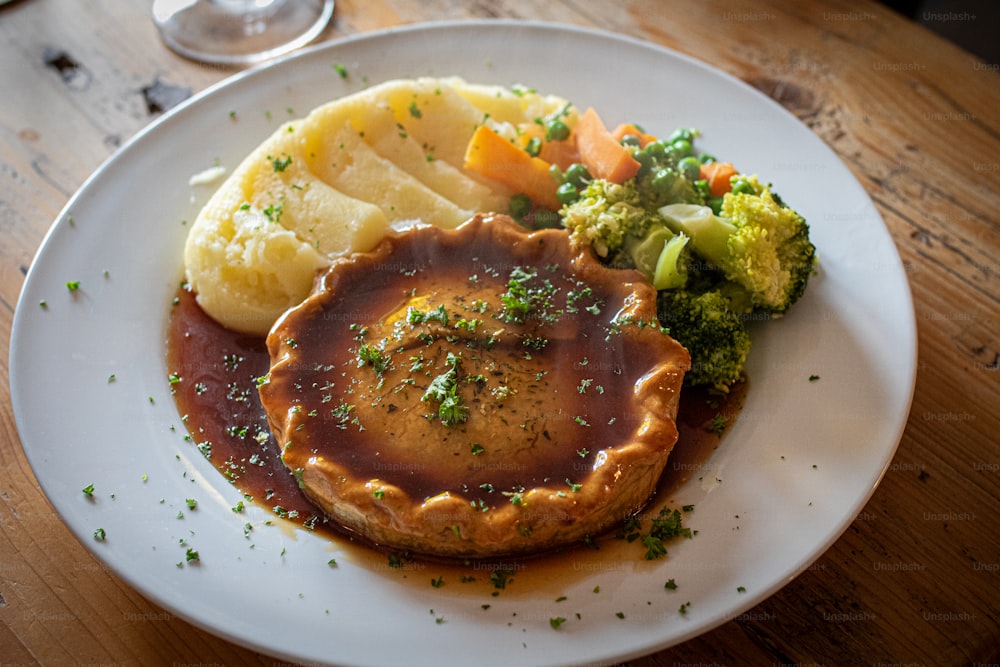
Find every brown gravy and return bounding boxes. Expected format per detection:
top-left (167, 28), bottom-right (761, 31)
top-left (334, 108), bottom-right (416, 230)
top-left (167, 285), bottom-right (744, 554)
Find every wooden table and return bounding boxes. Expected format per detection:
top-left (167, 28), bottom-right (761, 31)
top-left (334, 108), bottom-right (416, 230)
top-left (2, 0), bottom-right (998, 664)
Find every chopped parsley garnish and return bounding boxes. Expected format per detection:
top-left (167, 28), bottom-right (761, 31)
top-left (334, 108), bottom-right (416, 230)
top-left (498, 266), bottom-right (554, 324)
top-left (357, 342), bottom-right (390, 374)
top-left (709, 413), bottom-right (727, 434)
top-left (490, 567), bottom-right (513, 589)
top-left (502, 487), bottom-right (525, 505)
top-left (270, 154), bottom-right (292, 172)
top-left (262, 200), bottom-right (284, 222)
top-left (642, 534), bottom-right (668, 560)
top-left (437, 392), bottom-right (468, 427)
top-left (619, 505), bottom-right (694, 560)
top-left (421, 353), bottom-right (468, 427)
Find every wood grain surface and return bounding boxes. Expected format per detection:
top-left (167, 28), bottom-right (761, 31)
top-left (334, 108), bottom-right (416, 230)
top-left (1, 0), bottom-right (998, 665)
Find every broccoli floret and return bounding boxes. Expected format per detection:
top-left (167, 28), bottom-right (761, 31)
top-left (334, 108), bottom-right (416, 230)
top-left (657, 288), bottom-right (751, 391)
top-left (557, 128), bottom-right (815, 392)
top-left (560, 179), bottom-right (658, 258)
top-left (561, 177), bottom-right (695, 289)
top-left (659, 180), bottom-right (816, 314)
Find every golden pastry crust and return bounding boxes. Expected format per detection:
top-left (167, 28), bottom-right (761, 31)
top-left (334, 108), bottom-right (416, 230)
top-left (259, 214), bottom-right (690, 558)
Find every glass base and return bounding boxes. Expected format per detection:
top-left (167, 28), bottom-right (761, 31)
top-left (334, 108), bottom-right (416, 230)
top-left (152, 0), bottom-right (335, 66)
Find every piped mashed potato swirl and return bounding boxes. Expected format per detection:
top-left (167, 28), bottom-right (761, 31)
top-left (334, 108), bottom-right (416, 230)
top-left (184, 77), bottom-right (573, 334)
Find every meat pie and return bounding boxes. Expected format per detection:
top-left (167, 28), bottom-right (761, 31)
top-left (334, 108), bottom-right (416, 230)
top-left (259, 214), bottom-right (690, 558)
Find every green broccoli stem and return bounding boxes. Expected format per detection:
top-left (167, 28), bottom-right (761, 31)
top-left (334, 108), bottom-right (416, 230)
top-left (658, 204), bottom-right (735, 274)
top-left (622, 226), bottom-right (689, 290)
top-left (653, 234), bottom-right (690, 290)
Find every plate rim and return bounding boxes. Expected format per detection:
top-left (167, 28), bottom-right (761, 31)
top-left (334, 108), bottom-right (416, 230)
top-left (9, 18), bottom-right (918, 667)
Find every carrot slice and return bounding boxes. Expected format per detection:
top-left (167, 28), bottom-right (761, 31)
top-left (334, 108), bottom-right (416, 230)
top-left (539, 135), bottom-right (580, 171)
top-left (514, 123), bottom-right (545, 150)
top-left (699, 161), bottom-right (739, 198)
top-left (515, 124), bottom-right (580, 170)
top-left (464, 124), bottom-right (561, 210)
top-left (574, 108), bottom-right (641, 184)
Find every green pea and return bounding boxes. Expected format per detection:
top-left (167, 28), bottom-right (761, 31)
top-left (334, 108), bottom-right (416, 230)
top-left (546, 119), bottom-right (570, 142)
top-left (671, 138), bottom-right (693, 158)
top-left (731, 177), bottom-right (756, 196)
top-left (620, 134), bottom-right (642, 148)
top-left (693, 178), bottom-right (711, 200)
top-left (563, 163), bottom-right (591, 188)
top-left (678, 156), bottom-right (701, 181)
top-left (634, 150), bottom-right (655, 176)
top-left (524, 137), bottom-right (541, 157)
top-left (698, 152), bottom-right (716, 164)
top-left (556, 182), bottom-right (580, 205)
top-left (509, 193), bottom-right (532, 220)
top-left (669, 128), bottom-right (694, 144)
top-left (651, 168), bottom-right (676, 193)
top-left (643, 140), bottom-right (667, 159)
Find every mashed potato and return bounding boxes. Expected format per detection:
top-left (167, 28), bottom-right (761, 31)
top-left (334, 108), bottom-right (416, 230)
top-left (184, 77), bottom-right (573, 334)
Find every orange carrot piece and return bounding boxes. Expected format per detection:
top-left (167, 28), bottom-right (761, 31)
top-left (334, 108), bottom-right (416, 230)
top-left (699, 161), bottom-right (739, 198)
top-left (574, 108), bottom-right (641, 184)
top-left (464, 124), bottom-right (561, 210)
top-left (515, 124), bottom-right (580, 170)
top-left (538, 134), bottom-right (580, 171)
top-left (514, 123), bottom-right (545, 149)
top-left (610, 122), bottom-right (658, 147)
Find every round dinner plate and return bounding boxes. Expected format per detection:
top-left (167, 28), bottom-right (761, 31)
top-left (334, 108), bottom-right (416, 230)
top-left (10, 20), bottom-right (916, 667)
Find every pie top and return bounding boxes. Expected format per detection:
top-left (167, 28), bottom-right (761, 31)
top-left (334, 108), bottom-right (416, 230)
top-left (259, 213), bottom-right (690, 558)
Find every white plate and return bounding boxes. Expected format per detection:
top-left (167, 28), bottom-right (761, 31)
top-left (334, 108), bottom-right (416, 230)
top-left (10, 20), bottom-right (916, 667)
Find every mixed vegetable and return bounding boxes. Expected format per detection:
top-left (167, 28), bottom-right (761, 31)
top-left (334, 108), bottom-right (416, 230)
top-left (464, 105), bottom-right (817, 391)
